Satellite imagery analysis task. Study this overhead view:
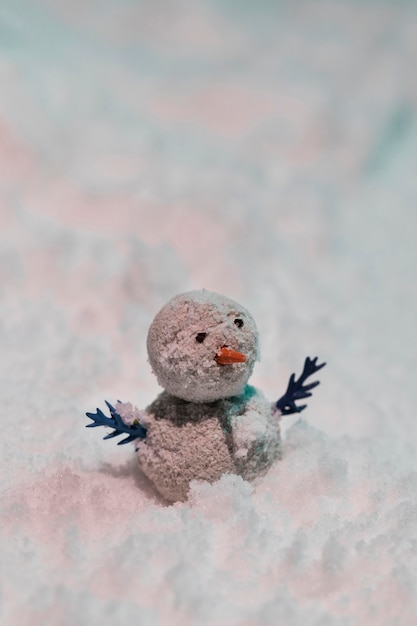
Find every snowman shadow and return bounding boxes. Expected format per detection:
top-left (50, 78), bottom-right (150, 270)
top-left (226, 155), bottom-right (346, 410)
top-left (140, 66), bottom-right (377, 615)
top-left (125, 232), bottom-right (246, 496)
top-left (98, 458), bottom-right (170, 506)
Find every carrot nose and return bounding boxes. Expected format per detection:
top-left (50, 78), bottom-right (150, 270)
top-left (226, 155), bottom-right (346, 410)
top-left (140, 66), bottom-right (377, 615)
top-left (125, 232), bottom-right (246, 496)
top-left (215, 346), bottom-right (247, 365)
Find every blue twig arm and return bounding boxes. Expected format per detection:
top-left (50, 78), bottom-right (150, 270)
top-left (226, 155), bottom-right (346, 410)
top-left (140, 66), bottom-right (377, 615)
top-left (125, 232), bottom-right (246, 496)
top-left (85, 401), bottom-right (147, 445)
top-left (276, 356), bottom-right (326, 416)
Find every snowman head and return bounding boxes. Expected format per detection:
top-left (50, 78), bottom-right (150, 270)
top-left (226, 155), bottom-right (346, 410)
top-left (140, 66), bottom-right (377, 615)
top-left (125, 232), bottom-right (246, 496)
top-left (147, 290), bottom-right (260, 403)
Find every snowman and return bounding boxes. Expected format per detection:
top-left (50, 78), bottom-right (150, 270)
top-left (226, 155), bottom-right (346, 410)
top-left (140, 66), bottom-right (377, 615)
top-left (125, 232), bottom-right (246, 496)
top-left (86, 290), bottom-right (325, 502)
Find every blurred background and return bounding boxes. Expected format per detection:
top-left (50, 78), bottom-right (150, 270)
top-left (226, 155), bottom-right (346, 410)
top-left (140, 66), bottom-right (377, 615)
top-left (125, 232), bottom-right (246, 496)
top-left (1, 0), bottom-right (417, 463)
top-left (2, 1), bottom-right (417, 624)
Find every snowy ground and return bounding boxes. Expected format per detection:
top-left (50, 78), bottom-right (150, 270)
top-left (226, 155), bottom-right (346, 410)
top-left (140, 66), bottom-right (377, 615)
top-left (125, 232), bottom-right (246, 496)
top-left (1, 0), bottom-right (417, 624)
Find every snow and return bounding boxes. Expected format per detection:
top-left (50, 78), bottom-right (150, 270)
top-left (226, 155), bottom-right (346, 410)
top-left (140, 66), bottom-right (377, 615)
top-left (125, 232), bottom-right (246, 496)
top-left (1, 0), bottom-right (417, 624)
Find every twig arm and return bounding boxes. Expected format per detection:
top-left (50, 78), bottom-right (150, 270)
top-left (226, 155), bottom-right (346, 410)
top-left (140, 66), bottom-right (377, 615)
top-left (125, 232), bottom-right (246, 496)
top-left (86, 401), bottom-right (147, 445)
top-left (275, 356), bottom-right (326, 416)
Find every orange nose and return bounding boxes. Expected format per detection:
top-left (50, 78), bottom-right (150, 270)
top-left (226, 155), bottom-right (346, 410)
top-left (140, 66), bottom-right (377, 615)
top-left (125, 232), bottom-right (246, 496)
top-left (215, 346), bottom-right (247, 365)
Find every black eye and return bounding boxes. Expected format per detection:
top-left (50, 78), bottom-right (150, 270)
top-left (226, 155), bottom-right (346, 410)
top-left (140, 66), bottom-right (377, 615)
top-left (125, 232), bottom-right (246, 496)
top-left (195, 332), bottom-right (207, 343)
top-left (234, 318), bottom-right (244, 329)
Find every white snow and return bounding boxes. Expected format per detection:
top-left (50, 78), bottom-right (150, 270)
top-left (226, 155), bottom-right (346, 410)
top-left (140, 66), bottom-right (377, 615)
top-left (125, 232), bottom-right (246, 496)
top-left (1, 0), bottom-right (417, 624)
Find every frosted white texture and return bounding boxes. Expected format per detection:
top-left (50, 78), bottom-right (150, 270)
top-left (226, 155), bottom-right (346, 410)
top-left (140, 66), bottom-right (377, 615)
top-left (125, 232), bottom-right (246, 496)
top-left (1, 0), bottom-right (417, 624)
top-left (147, 290), bottom-right (259, 402)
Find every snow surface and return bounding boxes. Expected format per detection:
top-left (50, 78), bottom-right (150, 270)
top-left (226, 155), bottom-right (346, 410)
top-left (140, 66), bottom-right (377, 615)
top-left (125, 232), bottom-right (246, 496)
top-left (1, 0), bottom-right (417, 624)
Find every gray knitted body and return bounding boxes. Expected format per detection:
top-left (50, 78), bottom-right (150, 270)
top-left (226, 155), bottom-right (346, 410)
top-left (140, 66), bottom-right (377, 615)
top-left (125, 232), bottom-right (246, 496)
top-left (119, 290), bottom-right (282, 502)
top-left (135, 387), bottom-right (281, 502)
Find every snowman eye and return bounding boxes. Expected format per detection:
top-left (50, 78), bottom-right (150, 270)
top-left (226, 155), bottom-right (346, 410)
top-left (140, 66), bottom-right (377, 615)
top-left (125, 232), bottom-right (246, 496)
top-left (234, 318), bottom-right (244, 328)
top-left (195, 332), bottom-right (207, 343)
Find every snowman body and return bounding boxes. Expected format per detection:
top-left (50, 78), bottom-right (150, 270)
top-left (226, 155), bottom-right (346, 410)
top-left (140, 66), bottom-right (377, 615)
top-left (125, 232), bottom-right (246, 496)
top-left (131, 385), bottom-right (281, 502)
